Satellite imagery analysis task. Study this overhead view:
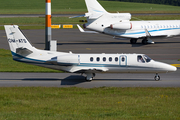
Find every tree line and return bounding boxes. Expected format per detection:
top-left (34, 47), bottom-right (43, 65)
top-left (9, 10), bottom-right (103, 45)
top-left (102, 0), bottom-right (180, 6)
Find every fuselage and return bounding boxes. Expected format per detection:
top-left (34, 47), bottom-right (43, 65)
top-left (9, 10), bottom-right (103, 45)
top-left (12, 50), bottom-right (177, 74)
top-left (84, 13), bottom-right (180, 38)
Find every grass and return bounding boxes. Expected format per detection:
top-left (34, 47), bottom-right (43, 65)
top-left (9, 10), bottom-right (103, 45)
top-left (0, 49), bottom-right (60, 72)
top-left (0, 0), bottom-right (180, 14)
top-left (0, 17), bottom-right (86, 30)
top-left (0, 15), bottom-right (180, 30)
top-left (0, 87), bottom-right (179, 119)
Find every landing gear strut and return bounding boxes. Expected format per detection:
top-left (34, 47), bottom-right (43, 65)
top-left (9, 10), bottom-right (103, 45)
top-left (85, 73), bottom-right (96, 82)
top-left (130, 39), bottom-right (137, 44)
top-left (154, 73), bottom-right (160, 81)
top-left (142, 38), bottom-right (148, 45)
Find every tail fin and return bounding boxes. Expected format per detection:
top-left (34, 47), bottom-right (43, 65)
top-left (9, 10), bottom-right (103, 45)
top-left (4, 25), bottom-right (35, 56)
top-left (85, 0), bottom-right (107, 19)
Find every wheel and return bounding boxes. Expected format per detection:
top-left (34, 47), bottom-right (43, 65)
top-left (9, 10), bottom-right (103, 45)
top-left (142, 39), bottom-right (147, 45)
top-left (130, 39), bottom-right (137, 44)
top-left (93, 73), bottom-right (96, 77)
top-left (154, 75), bottom-right (160, 81)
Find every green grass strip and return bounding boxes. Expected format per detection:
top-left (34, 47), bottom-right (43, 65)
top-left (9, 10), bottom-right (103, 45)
top-left (0, 87), bottom-right (179, 119)
top-left (0, 0), bottom-right (180, 14)
top-left (0, 15), bottom-right (180, 30)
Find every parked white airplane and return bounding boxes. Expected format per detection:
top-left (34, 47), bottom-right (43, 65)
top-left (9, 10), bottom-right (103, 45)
top-left (4, 25), bottom-right (177, 81)
top-left (76, 0), bottom-right (180, 44)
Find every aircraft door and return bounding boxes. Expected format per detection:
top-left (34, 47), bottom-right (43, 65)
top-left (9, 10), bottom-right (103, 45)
top-left (119, 55), bottom-right (127, 66)
top-left (78, 55), bottom-right (80, 65)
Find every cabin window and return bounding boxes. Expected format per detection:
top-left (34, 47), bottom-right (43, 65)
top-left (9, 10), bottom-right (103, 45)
top-left (144, 25), bottom-right (146, 29)
top-left (115, 57), bottom-right (118, 62)
top-left (137, 55), bottom-right (145, 63)
top-left (141, 25), bottom-right (143, 29)
top-left (103, 57), bottom-right (106, 62)
top-left (121, 57), bottom-right (125, 62)
top-left (90, 57), bottom-right (93, 62)
top-left (109, 57), bottom-right (112, 62)
top-left (96, 57), bottom-right (100, 62)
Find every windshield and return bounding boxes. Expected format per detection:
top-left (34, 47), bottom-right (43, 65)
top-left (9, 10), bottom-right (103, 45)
top-left (143, 55), bottom-right (152, 63)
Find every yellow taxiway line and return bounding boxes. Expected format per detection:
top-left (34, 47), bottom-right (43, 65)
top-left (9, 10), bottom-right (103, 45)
top-left (171, 64), bottom-right (180, 67)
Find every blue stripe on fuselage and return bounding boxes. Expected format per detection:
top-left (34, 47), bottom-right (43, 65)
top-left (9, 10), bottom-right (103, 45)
top-left (122, 28), bottom-right (180, 36)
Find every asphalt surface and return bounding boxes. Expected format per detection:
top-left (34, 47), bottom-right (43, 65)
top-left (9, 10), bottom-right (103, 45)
top-left (0, 29), bottom-right (180, 87)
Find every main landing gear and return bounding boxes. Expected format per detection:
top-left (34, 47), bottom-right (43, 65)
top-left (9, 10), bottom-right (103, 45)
top-left (130, 38), bottom-right (137, 44)
top-left (85, 73), bottom-right (96, 82)
top-left (142, 38), bottom-right (155, 45)
top-left (154, 73), bottom-right (160, 81)
top-left (130, 38), bottom-right (155, 44)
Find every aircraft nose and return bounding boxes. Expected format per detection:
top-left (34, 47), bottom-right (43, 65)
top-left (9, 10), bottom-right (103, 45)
top-left (168, 65), bottom-right (177, 72)
top-left (163, 63), bottom-right (177, 72)
top-left (155, 61), bottom-right (177, 72)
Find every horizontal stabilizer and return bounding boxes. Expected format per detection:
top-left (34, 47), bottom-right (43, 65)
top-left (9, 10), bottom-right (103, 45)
top-left (69, 14), bottom-right (85, 18)
top-left (77, 24), bottom-right (99, 33)
top-left (16, 47), bottom-right (33, 56)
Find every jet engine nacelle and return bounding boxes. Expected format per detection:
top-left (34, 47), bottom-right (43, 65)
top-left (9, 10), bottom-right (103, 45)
top-left (49, 54), bottom-right (79, 66)
top-left (110, 22), bottom-right (132, 30)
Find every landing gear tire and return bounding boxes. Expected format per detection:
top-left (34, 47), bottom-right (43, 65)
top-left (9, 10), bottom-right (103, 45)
top-left (130, 39), bottom-right (137, 44)
top-left (85, 77), bottom-right (92, 82)
top-left (142, 39), bottom-right (147, 45)
top-left (85, 73), bottom-right (95, 82)
top-left (154, 74), bottom-right (160, 81)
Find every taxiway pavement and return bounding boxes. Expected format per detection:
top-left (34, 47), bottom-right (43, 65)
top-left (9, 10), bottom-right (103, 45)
top-left (0, 29), bottom-right (180, 87)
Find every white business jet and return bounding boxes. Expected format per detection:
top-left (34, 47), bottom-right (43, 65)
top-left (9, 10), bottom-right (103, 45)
top-left (4, 25), bottom-right (176, 81)
top-left (76, 0), bottom-right (180, 44)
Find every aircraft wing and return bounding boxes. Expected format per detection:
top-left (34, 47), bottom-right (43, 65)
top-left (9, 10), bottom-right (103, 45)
top-left (77, 24), bottom-right (99, 34)
top-left (119, 29), bottom-right (167, 39)
top-left (69, 67), bottom-right (109, 73)
top-left (69, 14), bottom-right (85, 18)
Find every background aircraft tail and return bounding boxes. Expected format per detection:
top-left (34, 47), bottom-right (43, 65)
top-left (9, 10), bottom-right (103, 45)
top-left (4, 25), bottom-right (36, 56)
top-left (85, 0), bottom-right (107, 19)
top-left (85, 0), bottom-right (107, 13)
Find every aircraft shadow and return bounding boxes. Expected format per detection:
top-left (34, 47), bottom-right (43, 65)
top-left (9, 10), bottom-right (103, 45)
top-left (61, 75), bottom-right (86, 85)
top-left (22, 78), bottom-right (60, 81)
top-left (35, 41), bottom-right (180, 48)
top-left (60, 75), bottom-right (155, 86)
top-left (35, 42), bottom-right (127, 45)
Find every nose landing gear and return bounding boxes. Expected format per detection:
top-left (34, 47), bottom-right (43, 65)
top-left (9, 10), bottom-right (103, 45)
top-left (154, 73), bottom-right (160, 81)
top-left (85, 73), bottom-right (96, 82)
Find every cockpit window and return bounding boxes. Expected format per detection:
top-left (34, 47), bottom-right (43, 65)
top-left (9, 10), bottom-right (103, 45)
top-left (143, 55), bottom-right (152, 63)
top-left (137, 55), bottom-right (145, 63)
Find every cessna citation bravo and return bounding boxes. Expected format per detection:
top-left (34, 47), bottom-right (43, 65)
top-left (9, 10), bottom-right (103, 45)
top-left (76, 0), bottom-right (180, 44)
top-left (4, 25), bottom-right (176, 81)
